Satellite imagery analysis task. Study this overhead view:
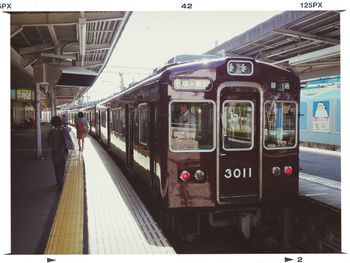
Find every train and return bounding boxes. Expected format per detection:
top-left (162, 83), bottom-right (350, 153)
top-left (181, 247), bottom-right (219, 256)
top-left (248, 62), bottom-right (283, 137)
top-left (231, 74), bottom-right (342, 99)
top-left (299, 76), bottom-right (340, 149)
top-left (68, 56), bottom-right (300, 239)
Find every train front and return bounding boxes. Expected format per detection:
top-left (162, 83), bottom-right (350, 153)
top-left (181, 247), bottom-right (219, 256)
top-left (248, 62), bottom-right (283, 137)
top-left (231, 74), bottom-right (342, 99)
top-left (163, 57), bottom-right (300, 236)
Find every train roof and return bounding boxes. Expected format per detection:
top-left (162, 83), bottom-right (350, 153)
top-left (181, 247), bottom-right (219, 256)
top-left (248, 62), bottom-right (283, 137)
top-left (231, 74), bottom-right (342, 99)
top-left (98, 56), bottom-right (297, 106)
top-left (167, 54), bottom-right (219, 64)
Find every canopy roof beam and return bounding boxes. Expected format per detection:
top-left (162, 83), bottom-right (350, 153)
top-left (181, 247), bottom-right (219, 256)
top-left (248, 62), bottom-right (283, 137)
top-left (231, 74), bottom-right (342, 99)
top-left (274, 45), bottom-right (340, 65)
top-left (273, 28), bottom-right (340, 45)
top-left (11, 12), bottom-right (125, 26)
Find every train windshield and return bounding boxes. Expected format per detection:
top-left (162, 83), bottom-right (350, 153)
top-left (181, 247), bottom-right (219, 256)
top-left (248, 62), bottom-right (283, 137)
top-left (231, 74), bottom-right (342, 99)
top-left (170, 101), bottom-right (215, 151)
top-left (222, 101), bottom-right (253, 150)
top-left (264, 101), bottom-right (297, 148)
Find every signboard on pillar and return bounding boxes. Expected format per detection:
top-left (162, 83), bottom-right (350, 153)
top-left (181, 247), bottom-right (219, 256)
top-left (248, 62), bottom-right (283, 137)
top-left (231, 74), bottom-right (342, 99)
top-left (312, 100), bottom-right (330, 131)
top-left (16, 89), bottom-right (32, 100)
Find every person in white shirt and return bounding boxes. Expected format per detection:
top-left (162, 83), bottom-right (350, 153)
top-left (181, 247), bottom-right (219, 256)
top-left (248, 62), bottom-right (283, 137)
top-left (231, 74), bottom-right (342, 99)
top-left (178, 103), bottom-right (196, 128)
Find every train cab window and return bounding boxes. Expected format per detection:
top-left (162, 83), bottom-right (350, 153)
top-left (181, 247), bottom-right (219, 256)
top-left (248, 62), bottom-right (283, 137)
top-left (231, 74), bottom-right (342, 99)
top-left (264, 101), bottom-right (297, 149)
top-left (222, 101), bottom-right (253, 150)
top-left (139, 103), bottom-right (149, 146)
top-left (170, 101), bottom-right (215, 152)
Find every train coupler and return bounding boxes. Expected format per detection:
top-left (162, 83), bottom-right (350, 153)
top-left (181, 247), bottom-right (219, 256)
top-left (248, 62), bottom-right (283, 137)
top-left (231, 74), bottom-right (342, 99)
top-left (209, 209), bottom-right (259, 239)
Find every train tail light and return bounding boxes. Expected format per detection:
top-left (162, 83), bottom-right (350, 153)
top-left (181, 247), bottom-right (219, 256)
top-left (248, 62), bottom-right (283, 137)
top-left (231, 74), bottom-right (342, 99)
top-left (180, 171), bottom-right (191, 182)
top-left (284, 166), bottom-right (293, 176)
top-left (272, 166), bottom-right (281, 176)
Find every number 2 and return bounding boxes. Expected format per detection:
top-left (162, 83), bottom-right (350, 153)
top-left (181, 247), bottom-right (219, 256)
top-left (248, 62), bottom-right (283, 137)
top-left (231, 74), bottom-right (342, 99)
top-left (297, 257), bottom-right (303, 262)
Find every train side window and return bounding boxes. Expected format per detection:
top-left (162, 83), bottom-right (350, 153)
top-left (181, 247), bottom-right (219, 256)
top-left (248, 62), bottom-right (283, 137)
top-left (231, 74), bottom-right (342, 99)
top-left (222, 101), bottom-right (253, 150)
top-left (91, 111), bottom-right (95, 125)
top-left (139, 103), bottom-right (149, 146)
top-left (264, 101), bottom-right (297, 149)
top-left (101, 110), bottom-right (107, 128)
top-left (114, 107), bottom-right (125, 135)
top-left (169, 101), bottom-right (215, 152)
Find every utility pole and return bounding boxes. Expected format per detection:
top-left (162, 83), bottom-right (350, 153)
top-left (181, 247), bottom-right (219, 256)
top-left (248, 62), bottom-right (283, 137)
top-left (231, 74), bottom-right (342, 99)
top-left (118, 72), bottom-right (124, 90)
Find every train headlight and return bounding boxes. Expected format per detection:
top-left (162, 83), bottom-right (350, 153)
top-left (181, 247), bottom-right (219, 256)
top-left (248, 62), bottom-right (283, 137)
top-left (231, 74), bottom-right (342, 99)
top-left (180, 170), bottom-right (191, 182)
top-left (284, 166), bottom-right (293, 176)
top-left (272, 166), bottom-right (281, 176)
top-left (227, 60), bottom-right (253, 76)
top-left (194, 169), bottom-right (205, 181)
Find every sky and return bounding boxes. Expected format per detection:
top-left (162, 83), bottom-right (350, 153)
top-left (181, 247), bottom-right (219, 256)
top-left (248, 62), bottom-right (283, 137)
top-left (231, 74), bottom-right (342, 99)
top-left (86, 11), bottom-right (280, 101)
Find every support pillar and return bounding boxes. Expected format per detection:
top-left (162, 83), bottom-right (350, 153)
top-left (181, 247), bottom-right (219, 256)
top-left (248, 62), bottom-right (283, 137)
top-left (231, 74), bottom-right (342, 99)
top-left (50, 85), bottom-right (57, 117)
top-left (35, 82), bottom-right (43, 159)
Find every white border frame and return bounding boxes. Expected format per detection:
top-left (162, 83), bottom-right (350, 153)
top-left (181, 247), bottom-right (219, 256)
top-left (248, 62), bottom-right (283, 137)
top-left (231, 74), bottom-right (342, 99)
top-left (263, 100), bottom-right (299, 150)
top-left (168, 99), bottom-right (216, 153)
top-left (222, 100), bottom-right (255, 151)
top-left (227, 60), bottom-right (254, 76)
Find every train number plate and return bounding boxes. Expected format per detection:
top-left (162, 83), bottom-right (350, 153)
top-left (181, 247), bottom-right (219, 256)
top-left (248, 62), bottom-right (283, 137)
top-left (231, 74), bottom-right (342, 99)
top-left (224, 168), bottom-right (252, 179)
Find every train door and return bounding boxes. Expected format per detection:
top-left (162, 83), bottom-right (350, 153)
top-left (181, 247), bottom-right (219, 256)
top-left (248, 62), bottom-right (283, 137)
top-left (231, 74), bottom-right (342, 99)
top-left (126, 105), bottom-right (134, 168)
top-left (98, 110), bottom-right (101, 138)
top-left (107, 108), bottom-right (111, 149)
top-left (217, 82), bottom-right (263, 204)
top-left (149, 102), bottom-right (155, 187)
top-left (89, 112), bottom-right (92, 132)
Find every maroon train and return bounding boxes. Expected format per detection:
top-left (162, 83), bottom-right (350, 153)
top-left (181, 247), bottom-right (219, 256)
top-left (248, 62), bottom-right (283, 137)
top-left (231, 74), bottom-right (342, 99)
top-left (71, 56), bottom-right (300, 237)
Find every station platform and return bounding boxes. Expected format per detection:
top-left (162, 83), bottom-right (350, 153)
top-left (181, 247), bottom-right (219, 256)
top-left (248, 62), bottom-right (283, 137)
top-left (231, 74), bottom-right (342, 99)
top-left (11, 126), bottom-right (174, 254)
top-left (11, 124), bottom-right (60, 254)
top-left (11, 126), bottom-right (340, 254)
top-left (81, 135), bottom-right (174, 254)
top-left (299, 172), bottom-right (340, 210)
top-left (46, 130), bottom-right (174, 254)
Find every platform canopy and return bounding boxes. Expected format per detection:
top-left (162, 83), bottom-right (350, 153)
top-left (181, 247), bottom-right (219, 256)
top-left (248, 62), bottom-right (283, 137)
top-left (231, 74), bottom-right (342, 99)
top-left (205, 11), bottom-right (340, 80)
top-left (11, 12), bottom-right (131, 106)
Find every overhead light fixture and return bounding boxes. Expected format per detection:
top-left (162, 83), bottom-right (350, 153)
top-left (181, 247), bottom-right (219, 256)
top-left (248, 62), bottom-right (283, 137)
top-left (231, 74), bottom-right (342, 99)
top-left (34, 63), bottom-right (97, 87)
top-left (79, 17), bottom-right (87, 65)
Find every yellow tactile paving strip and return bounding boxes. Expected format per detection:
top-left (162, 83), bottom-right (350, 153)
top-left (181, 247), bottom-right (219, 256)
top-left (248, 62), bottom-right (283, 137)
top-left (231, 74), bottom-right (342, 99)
top-left (45, 151), bottom-right (84, 254)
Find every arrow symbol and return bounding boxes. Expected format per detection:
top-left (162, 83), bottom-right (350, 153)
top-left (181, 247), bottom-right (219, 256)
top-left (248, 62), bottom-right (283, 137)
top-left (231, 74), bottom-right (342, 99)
top-left (47, 258), bottom-right (56, 263)
top-left (285, 257), bottom-right (293, 262)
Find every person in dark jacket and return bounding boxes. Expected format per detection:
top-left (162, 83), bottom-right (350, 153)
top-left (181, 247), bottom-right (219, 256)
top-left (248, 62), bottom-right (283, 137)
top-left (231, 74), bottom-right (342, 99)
top-left (47, 116), bottom-right (68, 191)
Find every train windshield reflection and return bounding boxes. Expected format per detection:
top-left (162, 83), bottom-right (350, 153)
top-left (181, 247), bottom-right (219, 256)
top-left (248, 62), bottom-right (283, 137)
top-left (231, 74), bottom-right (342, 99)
top-left (170, 101), bottom-right (215, 151)
top-left (222, 101), bottom-right (253, 150)
top-left (264, 101), bottom-right (297, 148)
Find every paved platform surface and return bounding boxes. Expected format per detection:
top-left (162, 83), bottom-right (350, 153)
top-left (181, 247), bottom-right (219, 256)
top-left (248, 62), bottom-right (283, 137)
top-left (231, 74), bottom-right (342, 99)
top-left (11, 126), bottom-right (174, 254)
top-left (84, 136), bottom-right (175, 254)
top-left (11, 126), bottom-right (339, 254)
top-left (45, 150), bottom-right (84, 254)
top-left (299, 172), bottom-right (340, 210)
top-left (11, 125), bottom-right (60, 254)
top-left (300, 147), bottom-right (341, 182)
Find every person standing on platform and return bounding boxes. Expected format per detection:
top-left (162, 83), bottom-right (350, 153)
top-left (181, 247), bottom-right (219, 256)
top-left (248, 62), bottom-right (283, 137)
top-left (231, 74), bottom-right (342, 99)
top-left (75, 112), bottom-right (89, 151)
top-left (29, 116), bottom-right (35, 128)
top-left (62, 114), bottom-right (68, 126)
top-left (47, 116), bottom-right (68, 191)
